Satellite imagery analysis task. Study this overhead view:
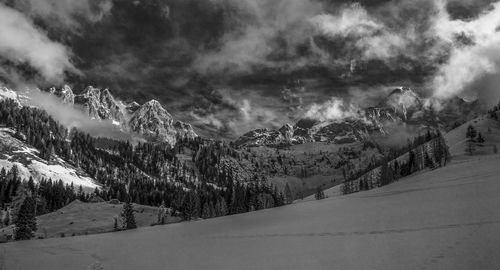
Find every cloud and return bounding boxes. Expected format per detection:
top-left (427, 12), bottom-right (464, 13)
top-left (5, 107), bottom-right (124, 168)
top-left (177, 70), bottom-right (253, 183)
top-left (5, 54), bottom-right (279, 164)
top-left (192, 0), bottom-right (325, 76)
top-left (304, 97), bottom-right (363, 122)
top-left (189, 88), bottom-right (292, 139)
top-left (346, 86), bottom-right (394, 108)
top-left (5, 0), bottom-right (113, 31)
top-left (0, 3), bottom-right (76, 83)
top-left (430, 0), bottom-right (500, 105)
top-left (191, 0), bottom-right (433, 79)
top-left (23, 88), bottom-right (140, 141)
top-left (309, 3), bottom-right (408, 60)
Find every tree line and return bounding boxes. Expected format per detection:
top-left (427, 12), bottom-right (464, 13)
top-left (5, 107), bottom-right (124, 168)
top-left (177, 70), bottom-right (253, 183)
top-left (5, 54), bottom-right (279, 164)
top-left (0, 99), bottom-right (293, 240)
top-left (341, 130), bottom-right (450, 195)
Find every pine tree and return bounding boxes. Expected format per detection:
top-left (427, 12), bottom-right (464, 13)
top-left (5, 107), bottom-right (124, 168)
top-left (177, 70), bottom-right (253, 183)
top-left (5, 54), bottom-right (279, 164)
top-left (477, 133), bottom-right (485, 144)
top-left (183, 191), bottom-right (200, 220)
top-left (121, 199), bottom-right (136, 230)
top-left (314, 187), bottom-right (325, 200)
top-left (157, 201), bottom-right (167, 225)
top-left (284, 183), bottom-right (293, 204)
top-left (201, 202), bottom-right (212, 219)
top-left (466, 125), bottom-right (477, 141)
top-left (14, 197), bottom-right (37, 240)
top-left (113, 216), bottom-right (119, 231)
top-left (215, 197), bottom-right (228, 217)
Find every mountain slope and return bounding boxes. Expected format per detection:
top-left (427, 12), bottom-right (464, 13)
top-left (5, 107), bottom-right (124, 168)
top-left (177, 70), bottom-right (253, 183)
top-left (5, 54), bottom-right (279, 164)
top-left (0, 128), bottom-right (98, 189)
top-left (3, 151), bottom-right (500, 270)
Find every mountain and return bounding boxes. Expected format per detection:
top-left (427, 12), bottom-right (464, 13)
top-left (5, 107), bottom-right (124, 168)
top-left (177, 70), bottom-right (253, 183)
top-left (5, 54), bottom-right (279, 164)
top-left (129, 99), bottom-right (197, 145)
top-left (379, 87), bottom-right (422, 120)
top-left (47, 85), bottom-right (197, 145)
top-left (235, 87), bottom-right (481, 148)
top-left (49, 85), bottom-right (75, 105)
top-left (73, 86), bottom-right (126, 126)
top-left (234, 124), bottom-right (312, 148)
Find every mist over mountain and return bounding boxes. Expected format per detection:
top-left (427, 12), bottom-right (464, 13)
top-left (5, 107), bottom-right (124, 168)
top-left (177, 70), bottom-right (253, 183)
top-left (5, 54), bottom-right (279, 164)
top-left (0, 0), bottom-right (499, 139)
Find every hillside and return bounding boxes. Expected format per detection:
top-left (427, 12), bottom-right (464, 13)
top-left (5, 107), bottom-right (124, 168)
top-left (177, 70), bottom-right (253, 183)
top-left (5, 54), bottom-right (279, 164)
top-left (0, 127), bottom-right (98, 190)
top-left (237, 141), bottom-right (382, 199)
top-left (0, 200), bottom-right (181, 240)
top-left (2, 145), bottom-right (500, 269)
top-left (303, 113), bottom-right (500, 201)
top-left (444, 115), bottom-right (500, 157)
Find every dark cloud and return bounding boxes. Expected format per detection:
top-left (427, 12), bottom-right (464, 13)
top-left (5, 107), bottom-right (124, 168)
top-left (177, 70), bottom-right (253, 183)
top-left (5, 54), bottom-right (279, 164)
top-left (446, 0), bottom-right (498, 20)
top-left (2, 0), bottom-right (500, 139)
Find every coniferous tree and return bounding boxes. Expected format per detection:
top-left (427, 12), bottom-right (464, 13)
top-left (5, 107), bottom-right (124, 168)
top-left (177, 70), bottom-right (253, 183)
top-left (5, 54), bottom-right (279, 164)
top-left (466, 125), bottom-right (477, 141)
top-left (121, 199), bottom-right (136, 230)
top-left (477, 133), bottom-right (485, 144)
top-left (14, 197), bottom-right (37, 240)
top-left (314, 187), bottom-right (325, 200)
top-left (284, 183), bottom-right (293, 204)
top-left (201, 202), bottom-right (213, 219)
top-left (214, 197), bottom-right (228, 217)
top-left (157, 201), bottom-right (167, 225)
top-left (113, 216), bottom-right (119, 231)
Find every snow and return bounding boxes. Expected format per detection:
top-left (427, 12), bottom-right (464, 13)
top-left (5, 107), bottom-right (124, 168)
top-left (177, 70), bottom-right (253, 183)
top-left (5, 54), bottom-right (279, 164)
top-left (0, 87), bottom-right (17, 100)
top-left (3, 153), bottom-right (500, 270)
top-left (0, 160), bottom-right (32, 179)
top-left (29, 161), bottom-right (99, 189)
top-left (0, 128), bottom-right (99, 190)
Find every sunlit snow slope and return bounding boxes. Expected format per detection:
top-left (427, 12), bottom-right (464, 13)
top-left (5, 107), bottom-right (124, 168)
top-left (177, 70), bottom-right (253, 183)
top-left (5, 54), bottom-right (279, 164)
top-left (0, 128), bottom-right (98, 189)
top-left (2, 150), bottom-right (500, 269)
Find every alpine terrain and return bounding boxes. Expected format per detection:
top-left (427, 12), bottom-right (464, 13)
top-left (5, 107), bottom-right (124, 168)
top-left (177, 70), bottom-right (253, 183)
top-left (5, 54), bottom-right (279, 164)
top-left (1, 0), bottom-right (500, 269)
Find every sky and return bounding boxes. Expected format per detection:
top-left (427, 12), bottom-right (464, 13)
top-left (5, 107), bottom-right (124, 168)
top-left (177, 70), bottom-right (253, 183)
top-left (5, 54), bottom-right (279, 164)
top-left (0, 0), bottom-right (499, 139)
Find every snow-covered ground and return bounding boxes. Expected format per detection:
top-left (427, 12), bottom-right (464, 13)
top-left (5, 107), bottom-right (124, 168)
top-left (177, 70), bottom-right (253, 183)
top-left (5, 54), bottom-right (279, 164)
top-left (0, 87), bottom-right (17, 101)
top-left (2, 153), bottom-right (500, 270)
top-left (0, 128), bottom-right (99, 189)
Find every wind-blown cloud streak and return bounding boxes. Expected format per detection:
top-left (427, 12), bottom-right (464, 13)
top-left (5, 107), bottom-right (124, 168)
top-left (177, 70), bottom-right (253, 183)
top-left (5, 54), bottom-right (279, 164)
top-left (0, 3), bottom-right (76, 84)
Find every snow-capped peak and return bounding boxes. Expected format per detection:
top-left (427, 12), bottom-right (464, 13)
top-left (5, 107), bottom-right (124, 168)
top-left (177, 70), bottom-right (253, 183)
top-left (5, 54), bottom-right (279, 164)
top-left (129, 99), bottom-right (196, 146)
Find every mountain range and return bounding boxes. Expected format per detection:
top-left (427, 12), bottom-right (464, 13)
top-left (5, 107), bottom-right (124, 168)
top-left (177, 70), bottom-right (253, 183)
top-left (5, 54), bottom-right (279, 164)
top-left (235, 87), bottom-right (480, 148)
top-left (48, 85), bottom-right (197, 146)
top-left (0, 83), bottom-right (483, 196)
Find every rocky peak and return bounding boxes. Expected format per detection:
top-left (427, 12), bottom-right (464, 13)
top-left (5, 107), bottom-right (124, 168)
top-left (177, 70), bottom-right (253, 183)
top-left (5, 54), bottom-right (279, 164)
top-left (132, 99), bottom-right (173, 123)
top-left (49, 85), bottom-right (75, 105)
top-left (129, 99), bottom-right (196, 146)
top-left (382, 87), bottom-right (422, 120)
top-left (234, 123), bottom-right (314, 148)
top-left (74, 86), bottom-right (125, 124)
top-left (125, 101), bottom-right (141, 114)
top-left (279, 123), bottom-right (294, 136)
